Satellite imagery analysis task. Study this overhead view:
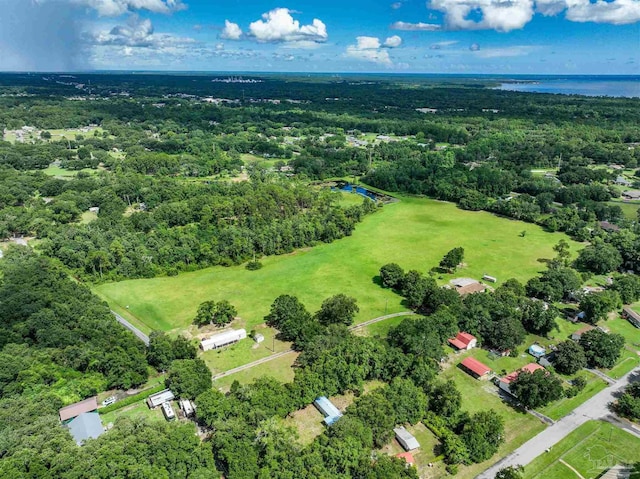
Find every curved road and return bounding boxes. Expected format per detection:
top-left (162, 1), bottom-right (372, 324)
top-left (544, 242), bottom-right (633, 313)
top-left (476, 366), bottom-right (640, 479)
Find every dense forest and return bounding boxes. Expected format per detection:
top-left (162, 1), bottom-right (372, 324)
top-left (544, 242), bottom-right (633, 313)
top-left (0, 73), bottom-right (639, 478)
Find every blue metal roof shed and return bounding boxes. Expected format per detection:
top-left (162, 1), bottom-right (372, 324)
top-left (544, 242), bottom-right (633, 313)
top-left (314, 396), bottom-right (343, 425)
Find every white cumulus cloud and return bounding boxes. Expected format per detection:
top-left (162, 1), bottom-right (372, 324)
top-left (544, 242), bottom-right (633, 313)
top-left (345, 36), bottom-right (392, 65)
top-left (423, 0), bottom-right (640, 31)
top-left (89, 15), bottom-right (194, 49)
top-left (429, 0), bottom-right (536, 32)
top-left (248, 8), bottom-right (328, 43)
top-left (220, 20), bottom-right (243, 40)
top-left (73, 0), bottom-right (186, 16)
top-left (563, 0), bottom-right (640, 25)
top-left (383, 35), bottom-right (403, 48)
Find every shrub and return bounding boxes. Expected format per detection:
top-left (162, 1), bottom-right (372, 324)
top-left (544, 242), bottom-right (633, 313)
top-left (246, 260), bottom-right (263, 270)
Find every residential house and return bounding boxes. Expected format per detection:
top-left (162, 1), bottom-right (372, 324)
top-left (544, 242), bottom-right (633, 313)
top-left (147, 389), bottom-right (175, 409)
top-left (66, 412), bottom-right (104, 445)
top-left (394, 427), bottom-right (420, 451)
top-left (59, 396), bottom-right (98, 423)
top-left (448, 332), bottom-right (478, 351)
top-left (200, 329), bottom-right (247, 351)
top-left (499, 363), bottom-right (545, 395)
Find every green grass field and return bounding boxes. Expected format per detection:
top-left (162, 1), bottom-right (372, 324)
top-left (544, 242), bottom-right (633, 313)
top-left (212, 352), bottom-right (298, 391)
top-left (441, 360), bottom-right (546, 479)
top-left (94, 196), bottom-right (580, 335)
top-left (608, 200), bottom-right (640, 220)
top-left (523, 420), bottom-right (640, 479)
top-left (355, 315), bottom-right (415, 338)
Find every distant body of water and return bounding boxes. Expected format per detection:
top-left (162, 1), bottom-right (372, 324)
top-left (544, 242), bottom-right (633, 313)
top-left (497, 77), bottom-right (640, 98)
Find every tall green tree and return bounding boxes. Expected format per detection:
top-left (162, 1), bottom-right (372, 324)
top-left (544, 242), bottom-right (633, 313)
top-left (166, 358), bottom-right (212, 399)
top-left (440, 247), bottom-right (465, 272)
top-left (579, 329), bottom-right (625, 369)
top-left (315, 294), bottom-right (359, 326)
top-left (509, 369), bottom-right (564, 409)
top-left (553, 340), bottom-right (587, 375)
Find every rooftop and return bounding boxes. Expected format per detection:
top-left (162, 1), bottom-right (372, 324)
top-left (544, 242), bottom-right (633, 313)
top-left (59, 396), bottom-right (98, 422)
top-left (395, 452), bottom-right (416, 465)
top-left (448, 332), bottom-right (477, 349)
top-left (502, 363), bottom-right (544, 384)
top-left (461, 357), bottom-right (492, 377)
top-left (67, 412), bottom-right (104, 445)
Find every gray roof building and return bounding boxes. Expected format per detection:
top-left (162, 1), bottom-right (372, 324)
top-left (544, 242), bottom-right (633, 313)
top-left (67, 412), bottom-right (104, 445)
top-left (394, 426), bottom-right (420, 451)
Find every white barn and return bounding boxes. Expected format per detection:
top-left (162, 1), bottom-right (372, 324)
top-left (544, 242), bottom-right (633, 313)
top-left (200, 329), bottom-right (247, 351)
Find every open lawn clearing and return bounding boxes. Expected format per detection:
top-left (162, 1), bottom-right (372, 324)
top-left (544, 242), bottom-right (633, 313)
top-left (523, 420), bottom-right (640, 479)
top-left (240, 153), bottom-right (283, 169)
top-left (379, 422), bottom-right (446, 478)
top-left (285, 381), bottom-right (385, 445)
top-left (94, 196), bottom-right (579, 335)
top-left (286, 403), bottom-right (327, 445)
top-left (36, 166), bottom-right (99, 178)
top-left (537, 371), bottom-right (608, 421)
top-left (80, 210), bottom-right (98, 224)
top-left (441, 356), bottom-right (546, 479)
top-left (213, 352), bottom-right (297, 391)
top-left (607, 200), bottom-right (639, 220)
top-left (607, 349), bottom-right (640, 380)
top-left (200, 326), bottom-right (292, 374)
top-left (355, 314), bottom-right (415, 338)
top-left (100, 400), bottom-right (164, 425)
top-left (604, 316), bottom-right (640, 351)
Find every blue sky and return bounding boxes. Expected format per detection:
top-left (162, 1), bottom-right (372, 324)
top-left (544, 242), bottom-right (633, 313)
top-left (0, 0), bottom-right (638, 73)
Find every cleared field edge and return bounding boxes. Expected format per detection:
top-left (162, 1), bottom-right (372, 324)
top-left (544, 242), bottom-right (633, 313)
top-left (93, 197), bottom-right (581, 335)
top-left (522, 420), bottom-right (640, 479)
top-left (95, 292), bottom-right (153, 335)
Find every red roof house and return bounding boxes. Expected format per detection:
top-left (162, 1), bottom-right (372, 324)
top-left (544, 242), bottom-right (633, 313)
top-left (499, 363), bottom-right (545, 395)
top-left (395, 452), bottom-right (416, 466)
top-left (460, 357), bottom-right (492, 379)
top-left (59, 396), bottom-right (98, 423)
top-left (448, 332), bottom-right (478, 351)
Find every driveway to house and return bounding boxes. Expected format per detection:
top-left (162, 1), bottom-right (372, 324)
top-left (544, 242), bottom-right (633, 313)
top-left (476, 367), bottom-right (640, 479)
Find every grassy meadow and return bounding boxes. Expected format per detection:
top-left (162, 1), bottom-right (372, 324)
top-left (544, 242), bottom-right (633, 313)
top-left (94, 195), bottom-right (580, 335)
top-left (523, 420), bottom-right (640, 479)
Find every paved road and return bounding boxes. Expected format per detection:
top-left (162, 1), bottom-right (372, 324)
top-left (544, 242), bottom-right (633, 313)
top-left (476, 367), bottom-right (640, 479)
top-left (112, 310), bottom-right (150, 346)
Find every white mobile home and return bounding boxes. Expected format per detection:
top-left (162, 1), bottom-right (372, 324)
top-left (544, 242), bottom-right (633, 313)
top-left (200, 329), bottom-right (247, 351)
top-left (147, 389), bottom-right (175, 409)
top-left (179, 399), bottom-right (195, 417)
top-left (161, 401), bottom-right (175, 421)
